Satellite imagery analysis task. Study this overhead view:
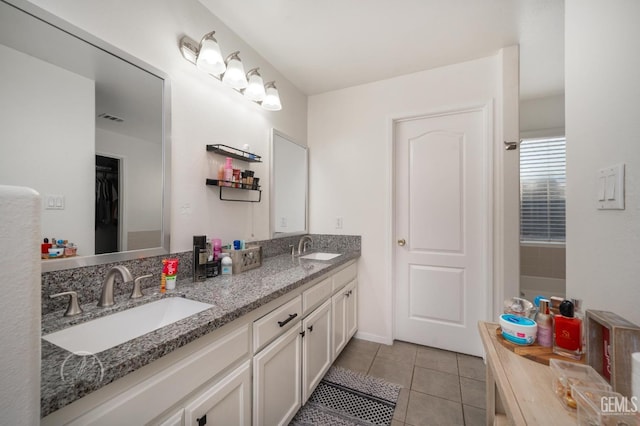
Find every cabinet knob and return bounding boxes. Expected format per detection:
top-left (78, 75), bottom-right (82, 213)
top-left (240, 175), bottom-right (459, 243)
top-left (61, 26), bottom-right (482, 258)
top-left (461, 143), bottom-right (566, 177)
top-left (307, 325), bottom-right (313, 332)
top-left (397, 239), bottom-right (406, 246)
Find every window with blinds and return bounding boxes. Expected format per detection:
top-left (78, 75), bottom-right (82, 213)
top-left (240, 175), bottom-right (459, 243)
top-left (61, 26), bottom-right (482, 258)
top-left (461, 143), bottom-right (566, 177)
top-left (520, 137), bottom-right (566, 243)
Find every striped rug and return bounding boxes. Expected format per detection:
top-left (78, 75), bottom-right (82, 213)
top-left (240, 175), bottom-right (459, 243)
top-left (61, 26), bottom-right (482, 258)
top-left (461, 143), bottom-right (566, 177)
top-left (291, 366), bottom-right (402, 426)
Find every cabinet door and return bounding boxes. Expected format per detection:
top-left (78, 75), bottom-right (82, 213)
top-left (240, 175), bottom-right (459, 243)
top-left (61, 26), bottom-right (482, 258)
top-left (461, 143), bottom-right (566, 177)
top-left (332, 288), bottom-right (348, 360)
top-left (345, 280), bottom-right (358, 341)
top-left (253, 324), bottom-right (302, 426)
top-left (183, 361), bottom-right (251, 426)
top-left (302, 299), bottom-right (332, 402)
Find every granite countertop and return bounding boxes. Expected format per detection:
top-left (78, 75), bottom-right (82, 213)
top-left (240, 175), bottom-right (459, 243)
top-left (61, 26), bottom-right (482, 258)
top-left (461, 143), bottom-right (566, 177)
top-left (40, 250), bottom-right (360, 417)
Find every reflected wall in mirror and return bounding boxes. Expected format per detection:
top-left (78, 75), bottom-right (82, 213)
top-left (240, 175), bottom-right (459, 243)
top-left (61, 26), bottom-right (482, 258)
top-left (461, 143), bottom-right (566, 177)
top-left (270, 129), bottom-right (308, 238)
top-left (0, 0), bottom-right (170, 272)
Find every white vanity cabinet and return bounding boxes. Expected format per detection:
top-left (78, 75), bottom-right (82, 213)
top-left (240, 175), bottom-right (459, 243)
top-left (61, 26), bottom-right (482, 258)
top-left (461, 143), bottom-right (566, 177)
top-left (43, 260), bottom-right (358, 426)
top-left (252, 261), bottom-right (358, 426)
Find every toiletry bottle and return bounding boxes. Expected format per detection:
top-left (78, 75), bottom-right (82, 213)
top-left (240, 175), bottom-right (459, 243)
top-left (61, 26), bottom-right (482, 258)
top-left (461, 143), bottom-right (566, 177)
top-left (224, 157), bottom-right (233, 186)
top-left (221, 253), bottom-right (233, 275)
top-left (535, 299), bottom-right (553, 347)
top-left (213, 238), bottom-right (222, 261)
top-left (553, 299), bottom-right (583, 360)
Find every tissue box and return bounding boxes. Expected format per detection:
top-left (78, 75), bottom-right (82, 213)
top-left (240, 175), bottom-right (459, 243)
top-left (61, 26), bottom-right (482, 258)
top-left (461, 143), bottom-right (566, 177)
top-left (222, 246), bottom-right (262, 274)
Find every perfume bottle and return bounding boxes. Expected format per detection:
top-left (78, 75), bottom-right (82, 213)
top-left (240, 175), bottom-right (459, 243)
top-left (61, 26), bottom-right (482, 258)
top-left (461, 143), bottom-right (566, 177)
top-left (553, 299), bottom-right (583, 360)
top-left (535, 298), bottom-right (553, 347)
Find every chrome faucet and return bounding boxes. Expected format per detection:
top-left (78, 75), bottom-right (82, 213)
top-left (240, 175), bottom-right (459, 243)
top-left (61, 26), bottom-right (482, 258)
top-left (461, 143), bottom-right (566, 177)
top-left (297, 235), bottom-right (313, 255)
top-left (97, 265), bottom-right (134, 307)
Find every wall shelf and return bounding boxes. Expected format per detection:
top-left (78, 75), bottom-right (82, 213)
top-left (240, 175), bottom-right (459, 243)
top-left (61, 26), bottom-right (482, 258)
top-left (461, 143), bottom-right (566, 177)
top-left (206, 179), bottom-right (262, 203)
top-left (206, 144), bottom-right (262, 163)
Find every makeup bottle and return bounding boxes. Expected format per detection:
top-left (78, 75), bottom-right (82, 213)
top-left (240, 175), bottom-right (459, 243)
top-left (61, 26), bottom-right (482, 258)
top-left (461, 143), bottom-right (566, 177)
top-left (536, 298), bottom-right (553, 347)
top-left (553, 299), bottom-right (583, 360)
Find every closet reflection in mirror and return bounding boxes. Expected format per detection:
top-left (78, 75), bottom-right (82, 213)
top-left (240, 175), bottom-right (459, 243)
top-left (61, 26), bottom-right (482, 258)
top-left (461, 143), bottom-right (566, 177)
top-left (0, 0), bottom-right (167, 264)
top-left (270, 129), bottom-right (308, 237)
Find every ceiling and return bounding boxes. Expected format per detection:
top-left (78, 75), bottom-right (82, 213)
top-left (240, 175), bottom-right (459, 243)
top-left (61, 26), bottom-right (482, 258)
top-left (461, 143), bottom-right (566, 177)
top-left (198, 0), bottom-right (564, 100)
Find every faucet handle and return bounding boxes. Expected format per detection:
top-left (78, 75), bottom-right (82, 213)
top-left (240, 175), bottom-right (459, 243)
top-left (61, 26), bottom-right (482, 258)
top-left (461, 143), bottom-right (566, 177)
top-left (131, 274), bottom-right (153, 299)
top-left (50, 291), bottom-right (83, 317)
top-left (289, 245), bottom-right (295, 256)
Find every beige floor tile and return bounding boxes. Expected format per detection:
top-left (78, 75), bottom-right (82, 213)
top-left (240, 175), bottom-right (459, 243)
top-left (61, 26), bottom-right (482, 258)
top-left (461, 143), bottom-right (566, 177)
top-left (459, 377), bottom-right (486, 409)
top-left (391, 420), bottom-right (404, 426)
top-left (415, 346), bottom-right (458, 375)
top-left (463, 404), bottom-right (486, 426)
top-left (376, 340), bottom-right (418, 365)
top-left (343, 337), bottom-right (380, 356)
top-left (405, 391), bottom-right (464, 426)
top-left (411, 366), bottom-right (461, 402)
top-left (457, 353), bottom-right (486, 381)
top-left (393, 387), bottom-right (410, 422)
top-left (368, 357), bottom-right (414, 388)
top-left (333, 349), bottom-right (375, 374)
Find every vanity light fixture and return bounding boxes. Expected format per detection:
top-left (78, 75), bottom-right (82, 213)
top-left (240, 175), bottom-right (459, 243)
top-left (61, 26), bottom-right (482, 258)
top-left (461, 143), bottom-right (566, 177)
top-left (261, 81), bottom-right (282, 111)
top-left (221, 51), bottom-right (248, 89)
top-left (195, 31), bottom-right (226, 75)
top-left (179, 31), bottom-right (282, 111)
top-left (243, 68), bottom-right (266, 102)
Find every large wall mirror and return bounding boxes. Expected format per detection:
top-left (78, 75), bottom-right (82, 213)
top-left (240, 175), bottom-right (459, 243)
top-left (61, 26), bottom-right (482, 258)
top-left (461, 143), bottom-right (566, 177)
top-left (270, 129), bottom-right (308, 238)
top-left (0, 0), bottom-right (171, 272)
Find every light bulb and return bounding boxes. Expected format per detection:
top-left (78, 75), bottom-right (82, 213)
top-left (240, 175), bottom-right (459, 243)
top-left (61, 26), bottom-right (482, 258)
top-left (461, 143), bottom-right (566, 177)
top-left (222, 51), bottom-right (248, 90)
top-left (262, 81), bottom-right (282, 111)
top-left (244, 68), bottom-right (266, 102)
top-left (196, 31), bottom-right (226, 76)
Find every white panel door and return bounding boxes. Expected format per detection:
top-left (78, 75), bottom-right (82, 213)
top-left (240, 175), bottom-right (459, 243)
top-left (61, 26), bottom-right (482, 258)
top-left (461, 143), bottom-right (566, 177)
top-left (394, 107), bottom-right (490, 356)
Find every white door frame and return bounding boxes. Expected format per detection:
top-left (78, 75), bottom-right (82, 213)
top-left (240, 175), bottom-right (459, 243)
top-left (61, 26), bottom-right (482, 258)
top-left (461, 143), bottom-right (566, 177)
top-left (386, 101), bottom-right (495, 343)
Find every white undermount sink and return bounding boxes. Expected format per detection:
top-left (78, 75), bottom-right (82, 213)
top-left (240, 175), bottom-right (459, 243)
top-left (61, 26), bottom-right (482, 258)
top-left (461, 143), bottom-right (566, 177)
top-left (299, 252), bottom-right (342, 261)
top-left (43, 297), bottom-right (213, 354)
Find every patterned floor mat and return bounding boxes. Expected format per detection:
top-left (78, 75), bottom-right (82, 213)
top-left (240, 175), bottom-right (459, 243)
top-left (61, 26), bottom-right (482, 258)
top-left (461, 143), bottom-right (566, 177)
top-left (290, 366), bottom-right (402, 426)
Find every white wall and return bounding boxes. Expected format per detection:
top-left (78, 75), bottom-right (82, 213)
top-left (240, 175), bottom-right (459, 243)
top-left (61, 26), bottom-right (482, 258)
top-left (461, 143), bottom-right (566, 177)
top-left (520, 94), bottom-right (565, 138)
top-left (0, 44), bottom-right (95, 255)
top-left (308, 54), bottom-right (507, 343)
top-left (566, 0), bottom-right (640, 325)
top-left (96, 128), bottom-right (163, 244)
top-left (26, 0), bottom-right (308, 250)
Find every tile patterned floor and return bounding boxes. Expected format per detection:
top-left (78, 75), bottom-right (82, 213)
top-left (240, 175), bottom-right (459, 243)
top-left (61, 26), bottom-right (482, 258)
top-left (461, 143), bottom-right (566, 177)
top-left (332, 338), bottom-right (486, 426)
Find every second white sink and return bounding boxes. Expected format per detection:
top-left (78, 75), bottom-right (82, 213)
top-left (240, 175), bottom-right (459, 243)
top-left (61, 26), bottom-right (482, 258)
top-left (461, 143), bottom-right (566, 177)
top-left (43, 297), bottom-right (213, 354)
top-left (299, 252), bottom-right (342, 261)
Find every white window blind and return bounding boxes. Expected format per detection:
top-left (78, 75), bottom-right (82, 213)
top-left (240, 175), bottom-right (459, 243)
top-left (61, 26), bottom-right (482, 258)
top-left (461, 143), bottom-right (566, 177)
top-left (520, 137), bottom-right (566, 243)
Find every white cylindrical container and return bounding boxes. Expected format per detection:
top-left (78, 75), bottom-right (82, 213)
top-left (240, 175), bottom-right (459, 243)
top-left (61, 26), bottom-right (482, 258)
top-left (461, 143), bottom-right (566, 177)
top-left (632, 352), bottom-right (640, 399)
top-left (221, 253), bottom-right (233, 275)
top-left (499, 313), bottom-right (537, 345)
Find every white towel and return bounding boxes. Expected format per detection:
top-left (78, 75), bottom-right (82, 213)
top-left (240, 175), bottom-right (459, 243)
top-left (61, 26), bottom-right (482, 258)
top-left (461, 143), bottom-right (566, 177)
top-left (0, 185), bottom-right (41, 425)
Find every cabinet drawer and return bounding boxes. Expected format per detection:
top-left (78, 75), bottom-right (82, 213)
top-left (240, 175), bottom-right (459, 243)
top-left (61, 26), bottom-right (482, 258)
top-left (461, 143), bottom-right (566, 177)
top-left (302, 277), bottom-right (332, 316)
top-left (253, 296), bottom-right (302, 352)
top-left (332, 262), bottom-right (357, 292)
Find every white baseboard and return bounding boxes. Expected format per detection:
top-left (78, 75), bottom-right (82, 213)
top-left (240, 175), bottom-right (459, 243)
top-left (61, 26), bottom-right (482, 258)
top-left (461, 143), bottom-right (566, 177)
top-left (354, 331), bottom-right (393, 345)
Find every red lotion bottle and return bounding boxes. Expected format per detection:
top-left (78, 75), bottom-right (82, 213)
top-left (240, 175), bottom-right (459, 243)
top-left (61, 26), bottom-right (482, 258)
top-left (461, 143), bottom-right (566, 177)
top-left (553, 299), bottom-right (583, 360)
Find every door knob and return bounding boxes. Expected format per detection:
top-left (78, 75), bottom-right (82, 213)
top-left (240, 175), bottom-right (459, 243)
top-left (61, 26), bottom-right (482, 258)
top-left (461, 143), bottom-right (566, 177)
top-left (397, 239), bottom-right (406, 246)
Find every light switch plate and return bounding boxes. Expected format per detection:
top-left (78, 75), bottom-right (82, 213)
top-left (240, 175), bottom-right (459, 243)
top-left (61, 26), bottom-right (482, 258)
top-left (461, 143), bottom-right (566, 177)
top-left (597, 164), bottom-right (625, 210)
top-left (44, 194), bottom-right (64, 210)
